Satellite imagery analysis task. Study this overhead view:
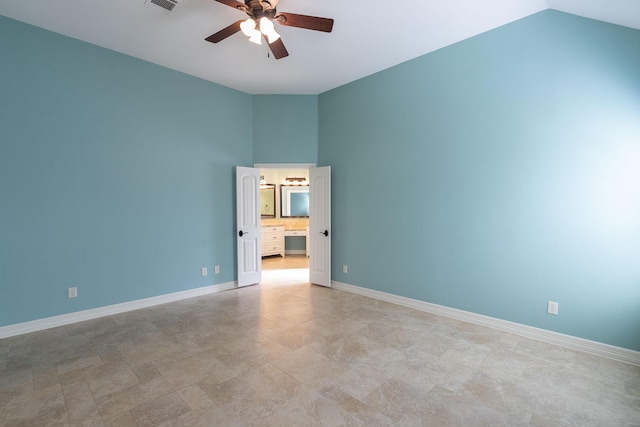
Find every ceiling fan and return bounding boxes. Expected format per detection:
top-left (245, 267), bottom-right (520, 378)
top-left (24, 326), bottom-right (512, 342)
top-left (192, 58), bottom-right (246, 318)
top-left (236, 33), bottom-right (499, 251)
top-left (205, 0), bottom-right (334, 59)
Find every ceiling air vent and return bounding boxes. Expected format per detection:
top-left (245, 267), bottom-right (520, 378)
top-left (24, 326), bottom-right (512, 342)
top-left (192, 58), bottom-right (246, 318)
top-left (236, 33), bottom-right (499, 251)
top-left (145, 0), bottom-right (178, 12)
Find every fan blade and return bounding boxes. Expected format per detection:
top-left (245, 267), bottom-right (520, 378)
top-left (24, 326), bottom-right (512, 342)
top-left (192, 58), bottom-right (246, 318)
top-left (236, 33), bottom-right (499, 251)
top-left (214, 0), bottom-right (246, 11)
top-left (268, 37), bottom-right (289, 59)
top-left (275, 12), bottom-right (334, 32)
top-left (205, 20), bottom-right (244, 43)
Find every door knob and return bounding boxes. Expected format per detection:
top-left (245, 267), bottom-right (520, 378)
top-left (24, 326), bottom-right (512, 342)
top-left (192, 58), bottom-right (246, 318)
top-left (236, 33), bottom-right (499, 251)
top-left (239, 230), bottom-right (249, 237)
top-left (320, 230), bottom-right (329, 237)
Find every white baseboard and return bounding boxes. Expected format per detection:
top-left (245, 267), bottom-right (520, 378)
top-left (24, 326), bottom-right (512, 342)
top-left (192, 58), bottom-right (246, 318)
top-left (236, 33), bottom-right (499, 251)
top-left (285, 250), bottom-right (306, 255)
top-left (0, 281), bottom-right (237, 339)
top-left (332, 281), bottom-right (640, 366)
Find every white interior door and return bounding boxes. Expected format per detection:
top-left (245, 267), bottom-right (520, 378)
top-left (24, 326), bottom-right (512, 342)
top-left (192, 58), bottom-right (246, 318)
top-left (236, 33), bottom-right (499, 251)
top-left (309, 166), bottom-right (331, 287)
top-left (236, 166), bottom-right (261, 287)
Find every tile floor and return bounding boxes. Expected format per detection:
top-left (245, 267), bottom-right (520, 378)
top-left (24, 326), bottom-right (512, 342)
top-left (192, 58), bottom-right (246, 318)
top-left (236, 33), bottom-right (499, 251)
top-left (1, 264), bottom-right (639, 426)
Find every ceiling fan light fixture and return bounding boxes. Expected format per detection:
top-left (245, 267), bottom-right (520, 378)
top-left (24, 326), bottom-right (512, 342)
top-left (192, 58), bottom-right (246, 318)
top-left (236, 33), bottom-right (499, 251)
top-left (240, 18), bottom-right (256, 37)
top-left (259, 17), bottom-right (280, 43)
top-left (266, 32), bottom-right (280, 44)
top-left (206, 0), bottom-right (334, 60)
top-left (240, 19), bottom-right (262, 45)
top-left (248, 30), bottom-right (262, 45)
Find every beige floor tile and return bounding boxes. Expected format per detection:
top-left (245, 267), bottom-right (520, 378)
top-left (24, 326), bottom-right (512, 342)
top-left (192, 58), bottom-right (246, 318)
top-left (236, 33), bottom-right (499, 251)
top-left (32, 364), bottom-right (61, 391)
top-left (262, 384), bottom-right (365, 427)
top-left (81, 361), bottom-right (141, 400)
top-left (229, 335), bottom-right (294, 367)
top-left (461, 372), bottom-right (533, 423)
top-left (130, 361), bottom-right (162, 383)
top-left (129, 392), bottom-right (191, 426)
top-left (363, 378), bottom-right (436, 422)
top-left (0, 357), bottom-right (32, 390)
top-left (1, 383), bottom-right (70, 426)
top-left (67, 411), bottom-right (106, 427)
top-left (334, 365), bottom-right (390, 402)
top-left (62, 381), bottom-right (101, 422)
top-left (96, 375), bottom-right (173, 420)
top-left (198, 362), bottom-right (302, 419)
top-left (103, 411), bottom-right (138, 427)
top-left (155, 351), bottom-right (242, 388)
top-left (118, 338), bottom-right (183, 366)
top-left (271, 346), bottom-right (352, 390)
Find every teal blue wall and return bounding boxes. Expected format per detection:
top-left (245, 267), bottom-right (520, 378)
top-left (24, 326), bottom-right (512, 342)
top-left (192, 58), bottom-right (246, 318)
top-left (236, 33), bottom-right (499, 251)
top-left (0, 17), bottom-right (253, 326)
top-left (285, 236), bottom-right (306, 251)
top-left (252, 95), bottom-right (318, 164)
top-left (319, 11), bottom-right (640, 351)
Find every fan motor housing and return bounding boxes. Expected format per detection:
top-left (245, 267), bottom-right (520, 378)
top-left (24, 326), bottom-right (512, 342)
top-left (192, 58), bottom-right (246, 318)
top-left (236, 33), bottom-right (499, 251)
top-left (245, 0), bottom-right (277, 19)
top-left (258, 0), bottom-right (278, 9)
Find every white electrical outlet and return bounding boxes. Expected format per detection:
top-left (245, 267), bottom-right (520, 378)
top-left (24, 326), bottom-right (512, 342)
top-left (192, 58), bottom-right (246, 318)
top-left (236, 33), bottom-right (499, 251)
top-left (201, 267), bottom-right (208, 276)
top-left (547, 301), bottom-right (558, 315)
top-left (68, 287), bottom-right (78, 298)
top-left (342, 265), bottom-right (348, 274)
top-left (214, 265), bottom-right (220, 274)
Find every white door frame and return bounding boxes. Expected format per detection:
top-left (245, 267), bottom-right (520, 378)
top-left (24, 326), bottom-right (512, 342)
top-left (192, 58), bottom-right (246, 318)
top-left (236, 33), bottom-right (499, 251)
top-left (254, 163), bottom-right (317, 169)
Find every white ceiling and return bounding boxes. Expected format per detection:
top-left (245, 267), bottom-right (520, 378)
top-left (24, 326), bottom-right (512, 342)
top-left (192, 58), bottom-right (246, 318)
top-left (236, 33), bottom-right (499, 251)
top-left (1, 0), bottom-right (639, 95)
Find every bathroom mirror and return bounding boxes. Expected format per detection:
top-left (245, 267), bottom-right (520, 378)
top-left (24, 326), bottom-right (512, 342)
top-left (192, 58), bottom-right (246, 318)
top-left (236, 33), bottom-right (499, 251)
top-left (281, 185), bottom-right (309, 217)
top-left (261, 185), bottom-right (276, 218)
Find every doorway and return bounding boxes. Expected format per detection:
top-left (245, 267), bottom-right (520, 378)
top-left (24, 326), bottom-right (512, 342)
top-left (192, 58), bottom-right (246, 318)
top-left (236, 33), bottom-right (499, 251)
top-left (257, 164), bottom-right (312, 281)
top-left (237, 163), bottom-right (330, 287)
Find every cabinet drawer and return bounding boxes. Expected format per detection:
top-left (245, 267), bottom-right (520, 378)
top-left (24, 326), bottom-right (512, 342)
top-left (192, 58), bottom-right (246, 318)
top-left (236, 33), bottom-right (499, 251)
top-left (264, 243), bottom-right (284, 251)
top-left (262, 240), bottom-right (284, 256)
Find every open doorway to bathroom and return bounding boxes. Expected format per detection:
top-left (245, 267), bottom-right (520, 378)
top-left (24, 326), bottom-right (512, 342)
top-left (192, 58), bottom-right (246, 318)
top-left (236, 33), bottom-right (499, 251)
top-left (257, 164), bottom-right (311, 280)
